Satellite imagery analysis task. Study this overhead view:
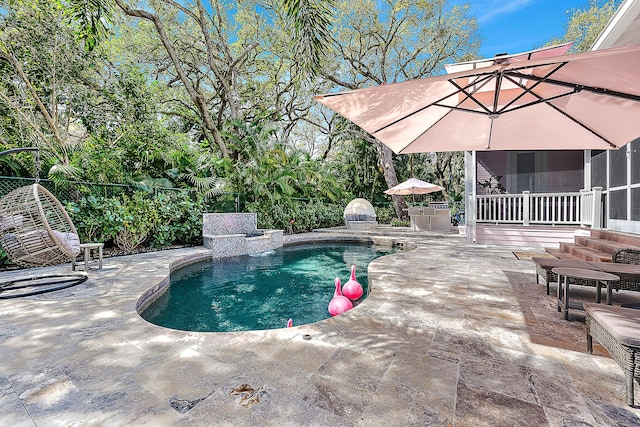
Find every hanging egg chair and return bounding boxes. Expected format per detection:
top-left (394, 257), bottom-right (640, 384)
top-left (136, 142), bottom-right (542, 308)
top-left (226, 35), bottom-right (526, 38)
top-left (0, 148), bottom-right (81, 268)
top-left (0, 183), bottom-right (81, 267)
top-left (0, 148), bottom-right (86, 299)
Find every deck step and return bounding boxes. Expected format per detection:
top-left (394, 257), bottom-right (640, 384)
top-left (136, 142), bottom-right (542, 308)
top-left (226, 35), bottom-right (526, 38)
top-left (474, 224), bottom-right (640, 257)
top-left (558, 242), bottom-right (612, 262)
top-left (573, 236), bottom-right (640, 256)
top-left (590, 229), bottom-right (640, 247)
top-left (545, 248), bottom-right (581, 260)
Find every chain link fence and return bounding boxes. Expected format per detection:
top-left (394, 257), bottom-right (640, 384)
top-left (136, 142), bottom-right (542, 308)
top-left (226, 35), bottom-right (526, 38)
top-left (0, 176), bottom-right (465, 222)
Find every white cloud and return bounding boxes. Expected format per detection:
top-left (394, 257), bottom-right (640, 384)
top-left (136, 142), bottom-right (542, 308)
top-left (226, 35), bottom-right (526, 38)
top-left (474, 0), bottom-right (539, 24)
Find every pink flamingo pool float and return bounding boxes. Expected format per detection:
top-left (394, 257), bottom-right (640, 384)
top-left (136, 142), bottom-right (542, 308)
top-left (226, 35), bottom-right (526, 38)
top-left (328, 277), bottom-right (353, 316)
top-left (342, 265), bottom-right (363, 300)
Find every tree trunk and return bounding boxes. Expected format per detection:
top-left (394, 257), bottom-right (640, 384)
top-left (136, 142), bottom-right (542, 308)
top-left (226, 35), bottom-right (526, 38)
top-left (377, 141), bottom-right (407, 220)
top-left (114, 0), bottom-right (230, 158)
top-left (432, 152), bottom-right (463, 202)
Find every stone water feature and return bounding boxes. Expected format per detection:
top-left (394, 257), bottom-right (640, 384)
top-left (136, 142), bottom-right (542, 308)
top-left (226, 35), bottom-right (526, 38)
top-left (202, 213), bottom-right (283, 258)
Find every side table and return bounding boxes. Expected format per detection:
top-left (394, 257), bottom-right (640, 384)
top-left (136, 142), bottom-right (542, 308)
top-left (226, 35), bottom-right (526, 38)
top-left (553, 267), bottom-right (620, 321)
top-left (72, 243), bottom-right (104, 271)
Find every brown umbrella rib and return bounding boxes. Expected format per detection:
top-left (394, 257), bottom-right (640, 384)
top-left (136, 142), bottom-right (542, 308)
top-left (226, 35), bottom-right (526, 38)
top-left (373, 74), bottom-right (496, 134)
top-left (501, 72), bottom-right (618, 149)
top-left (507, 70), bottom-right (640, 102)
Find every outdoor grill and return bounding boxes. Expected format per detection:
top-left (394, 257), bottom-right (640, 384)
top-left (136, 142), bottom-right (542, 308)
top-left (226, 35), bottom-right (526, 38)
top-left (344, 198), bottom-right (378, 230)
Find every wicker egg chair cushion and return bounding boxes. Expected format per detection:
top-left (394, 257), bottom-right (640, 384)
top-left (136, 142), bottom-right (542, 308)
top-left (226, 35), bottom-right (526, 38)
top-left (0, 183), bottom-right (81, 267)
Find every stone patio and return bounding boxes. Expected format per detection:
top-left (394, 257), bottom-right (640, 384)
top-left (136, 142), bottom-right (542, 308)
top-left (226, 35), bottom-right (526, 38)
top-left (2, 228), bottom-right (640, 426)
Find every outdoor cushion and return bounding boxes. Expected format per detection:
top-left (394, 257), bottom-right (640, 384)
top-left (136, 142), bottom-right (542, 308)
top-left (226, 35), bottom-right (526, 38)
top-left (584, 303), bottom-right (640, 348)
top-left (0, 214), bottom-right (23, 232)
top-left (52, 230), bottom-right (81, 256)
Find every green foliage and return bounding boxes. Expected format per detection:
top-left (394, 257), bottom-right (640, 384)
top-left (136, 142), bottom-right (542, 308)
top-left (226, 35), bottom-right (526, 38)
top-left (66, 191), bottom-right (205, 252)
top-left (332, 128), bottom-right (388, 203)
top-left (0, 0), bottom-right (478, 231)
top-left (547, 0), bottom-right (621, 52)
top-left (149, 192), bottom-right (205, 248)
top-left (72, 67), bottom-right (192, 185)
top-left (390, 218), bottom-right (410, 227)
top-left (374, 204), bottom-right (396, 224)
top-left (281, 0), bottom-right (335, 74)
top-left (66, 196), bottom-right (126, 243)
top-left (0, 0), bottom-right (102, 177)
top-left (245, 199), bottom-right (344, 232)
top-left (295, 201), bottom-right (344, 231)
top-left (114, 193), bottom-right (159, 253)
top-left (62, 0), bottom-right (114, 51)
top-left (0, 246), bottom-right (10, 266)
top-left (0, 145), bottom-right (37, 178)
top-left (222, 114), bottom-right (349, 207)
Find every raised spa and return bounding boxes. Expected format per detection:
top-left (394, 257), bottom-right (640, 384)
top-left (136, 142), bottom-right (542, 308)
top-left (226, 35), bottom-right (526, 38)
top-left (140, 242), bottom-right (396, 332)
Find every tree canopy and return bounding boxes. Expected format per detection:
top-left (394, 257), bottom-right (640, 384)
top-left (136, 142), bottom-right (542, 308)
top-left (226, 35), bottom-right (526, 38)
top-left (0, 0), bottom-right (480, 221)
top-left (547, 0), bottom-right (621, 52)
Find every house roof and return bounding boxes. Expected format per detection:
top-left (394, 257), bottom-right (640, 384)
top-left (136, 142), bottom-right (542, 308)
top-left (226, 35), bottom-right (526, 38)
top-left (592, 0), bottom-right (640, 50)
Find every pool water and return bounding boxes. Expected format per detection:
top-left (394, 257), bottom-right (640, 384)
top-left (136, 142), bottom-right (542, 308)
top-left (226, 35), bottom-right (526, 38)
top-left (141, 242), bottom-right (396, 332)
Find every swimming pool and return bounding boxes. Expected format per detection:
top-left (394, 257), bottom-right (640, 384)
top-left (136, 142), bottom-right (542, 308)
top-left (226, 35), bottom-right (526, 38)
top-left (140, 242), bottom-right (397, 332)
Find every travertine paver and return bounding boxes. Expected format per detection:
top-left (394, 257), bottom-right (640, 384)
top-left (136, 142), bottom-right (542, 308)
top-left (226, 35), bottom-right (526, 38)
top-left (1, 227), bottom-right (640, 426)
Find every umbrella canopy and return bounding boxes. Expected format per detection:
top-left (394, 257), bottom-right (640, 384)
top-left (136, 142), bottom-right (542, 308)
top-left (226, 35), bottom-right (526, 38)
top-left (384, 178), bottom-right (444, 195)
top-left (314, 43), bottom-right (640, 153)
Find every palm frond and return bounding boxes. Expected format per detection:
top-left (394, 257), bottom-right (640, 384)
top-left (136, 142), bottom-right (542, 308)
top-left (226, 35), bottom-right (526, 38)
top-left (281, 0), bottom-right (335, 74)
top-left (48, 163), bottom-right (82, 180)
top-left (179, 172), bottom-right (226, 196)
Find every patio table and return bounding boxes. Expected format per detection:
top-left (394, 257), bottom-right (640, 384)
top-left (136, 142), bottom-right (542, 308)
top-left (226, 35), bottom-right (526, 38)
top-left (72, 242), bottom-right (104, 271)
top-left (553, 267), bottom-right (619, 321)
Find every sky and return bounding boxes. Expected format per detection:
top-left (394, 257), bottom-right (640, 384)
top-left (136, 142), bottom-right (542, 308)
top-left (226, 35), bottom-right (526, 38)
top-left (455, 0), bottom-right (593, 58)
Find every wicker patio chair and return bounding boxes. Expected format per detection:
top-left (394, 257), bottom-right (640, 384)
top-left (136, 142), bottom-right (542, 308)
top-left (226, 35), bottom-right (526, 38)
top-left (585, 303), bottom-right (640, 407)
top-left (612, 248), bottom-right (640, 265)
top-left (0, 148), bottom-right (86, 298)
top-left (531, 257), bottom-right (599, 294)
top-left (0, 183), bottom-right (81, 267)
top-left (585, 262), bottom-right (640, 293)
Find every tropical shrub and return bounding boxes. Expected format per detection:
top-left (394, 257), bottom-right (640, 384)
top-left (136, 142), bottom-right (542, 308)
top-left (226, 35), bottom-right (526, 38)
top-left (374, 204), bottom-right (396, 224)
top-left (294, 200), bottom-right (344, 231)
top-left (245, 199), bottom-right (344, 232)
top-left (114, 193), bottom-right (159, 253)
top-left (67, 191), bottom-right (206, 252)
top-left (66, 196), bottom-right (126, 243)
top-left (390, 219), bottom-right (410, 227)
top-left (149, 192), bottom-right (205, 248)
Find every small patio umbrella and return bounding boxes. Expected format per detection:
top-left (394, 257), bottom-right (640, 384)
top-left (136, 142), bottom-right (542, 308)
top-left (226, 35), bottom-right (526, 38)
top-left (384, 178), bottom-right (444, 203)
top-left (314, 43), bottom-right (640, 153)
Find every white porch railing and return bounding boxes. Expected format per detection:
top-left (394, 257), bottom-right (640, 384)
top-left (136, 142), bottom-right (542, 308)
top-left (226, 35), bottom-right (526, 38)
top-left (474, 187), bottom-right (603, 228)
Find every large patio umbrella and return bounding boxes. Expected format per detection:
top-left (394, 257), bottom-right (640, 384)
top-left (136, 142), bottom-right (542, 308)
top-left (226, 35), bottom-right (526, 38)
top-left (314, 43), bottom-right (640, 153)
top-left (384, 178), bottom-right (444, 203)
top-left (384, 178), bottom-right (444, 195)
